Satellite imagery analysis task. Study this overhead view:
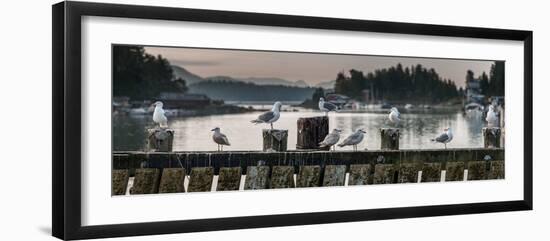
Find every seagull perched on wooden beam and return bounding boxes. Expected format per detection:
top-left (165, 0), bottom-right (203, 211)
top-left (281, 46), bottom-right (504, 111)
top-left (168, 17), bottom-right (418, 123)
top-left (152, 101), bottom-right (168, 128)
top-left (251, 101), bottom-right (282, 129)
top-left (211, 127), bottom-right (230, 151)
top-left (338, 129), bottom-right (366, 151)
top-left (431, 127), bottom-right (453, 149)
top-left (319, 129), bottom-right (342, 151)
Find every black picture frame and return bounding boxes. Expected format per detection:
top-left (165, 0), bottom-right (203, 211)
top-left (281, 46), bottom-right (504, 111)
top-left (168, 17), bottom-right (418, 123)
top-left (52, 1), bottom-right (533, 240)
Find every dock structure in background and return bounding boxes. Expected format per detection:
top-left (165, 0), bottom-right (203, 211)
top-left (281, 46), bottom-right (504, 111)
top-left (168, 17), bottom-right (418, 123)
top-left (112, 148), bottom-right (505, 195)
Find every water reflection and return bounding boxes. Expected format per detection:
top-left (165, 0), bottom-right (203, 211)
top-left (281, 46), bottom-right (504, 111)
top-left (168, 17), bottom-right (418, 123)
top-left (113, 109), bottom-right (487, 152)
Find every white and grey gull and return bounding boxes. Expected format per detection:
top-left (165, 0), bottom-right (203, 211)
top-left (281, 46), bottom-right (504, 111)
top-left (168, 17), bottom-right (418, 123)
top-left (251, 101), bottom-right (282, 129)
top-left (211, 127), bottom-right (230, 151)
top-left (338, 129), bottom-right (366, 151)
top-left (152, 101), bottom-right (168, 128)
top-left (388, 107), bottom-right (401, 127)
top-left (486, 105), bottom-right (499, 128)
top-left (431, 127), bottom-right (453, 149)
top-left (318, 97), bottom-right (338, 116)
top-left (319, 129), bottom-right (342, 151)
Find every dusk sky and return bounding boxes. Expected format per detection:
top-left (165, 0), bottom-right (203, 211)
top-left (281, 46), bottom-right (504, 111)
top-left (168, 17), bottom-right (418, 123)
top-left (145, 46), bottom-right (495, 88)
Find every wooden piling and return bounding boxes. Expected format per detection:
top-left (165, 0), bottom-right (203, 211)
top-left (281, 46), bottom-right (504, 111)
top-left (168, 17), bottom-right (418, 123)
top-left (147, 128), bottom-right (174, 152)
top-left (296, 116), bottom-right (329, 150)
top-left (398, 163), bottom-right (418, 183)
top-left (421, 163), bottom-right (442, 182)
top-left (488, 160), bottom-right (505, 179)
top-left (348, 164), bottom-right (371, 185)
top-left (322, 165), bottom-right (347, 186)
top-left (380, 128), bottom-right (400, 150)
top-left (158, 168), bottom-right (186, 193)
top-left (244, 166), bottom-right (270, 190)
top-left (483, 127), bottom-right (501, 148)
top-left (112, 170), bottom-right (129, 195)
top-left (296, 165), bottom-right (321, 187)
top-left (269, 166), bottom-right (295, 188)
top-left (467, 161), bottom-right (487, 180)
top-left (217, 167), bottom-right (242, 191)
top-left (373, 164), bottom-right (396, 184)
top-left (130, 168), bottom-right (161, 194)
top-left (187, 167), bottom-right (214, 192)
top-left (262, 129), bottom-right (288, 151)
top-left (444, 162), bottom-right (465, 181)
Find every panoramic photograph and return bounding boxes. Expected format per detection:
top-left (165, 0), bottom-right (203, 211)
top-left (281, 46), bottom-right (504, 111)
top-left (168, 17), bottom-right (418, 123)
top-left (111, 45), bottom-right (505, 195)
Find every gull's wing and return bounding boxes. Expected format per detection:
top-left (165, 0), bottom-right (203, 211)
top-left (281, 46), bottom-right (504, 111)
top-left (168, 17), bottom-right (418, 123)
top-left (256, 111), bottom-right (275, 122)
top-left (323, 102), bottom-right (338, 111)
top-left (434, 133), bottom-right (449, 143)
top-left (320, 133), bottom-right (339, 146)
top-left (214, 133), bottom-right (231, 145)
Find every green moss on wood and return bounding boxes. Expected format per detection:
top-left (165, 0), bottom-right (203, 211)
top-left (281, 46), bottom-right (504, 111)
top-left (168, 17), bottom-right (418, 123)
top-left (159, 168), bottom-right (185, 193)
top-left (112, 170), bottom-right (129, 195)
top-left (130, 168), bottom-right (161, 194)
top-left (244, 166), bottom-right (270, 190)
top-left (217, 167), bottom-right (242, 191)
top-left (188, 167), bottom-right (214, 192)
top-left (270, 166), bottom-right (295, 188)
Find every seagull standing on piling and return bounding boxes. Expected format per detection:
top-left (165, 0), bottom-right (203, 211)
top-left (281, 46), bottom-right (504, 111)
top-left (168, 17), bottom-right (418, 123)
top-left (152, 101), bottom-right (168, 128)
top-left (388, 107), bottom-right (401, 127)
top-left (319, 97), bottom-right (338, 116)
top-left (431, 127), bottom-right (453, 149)
top-left (211, 127), bottom-right (231, 151)
top-left (486, 105), bottom-right (499, 127)
top-left (338, 129), bottom-right (366, 151)
top-left (319, 129), bottom-right (342, 151)
top-left (251, 101), bottom-right (282, 129)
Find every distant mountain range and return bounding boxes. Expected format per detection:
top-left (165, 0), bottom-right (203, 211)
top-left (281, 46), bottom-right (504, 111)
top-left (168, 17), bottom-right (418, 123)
top-left (171, 65), bottom-right (312, 87)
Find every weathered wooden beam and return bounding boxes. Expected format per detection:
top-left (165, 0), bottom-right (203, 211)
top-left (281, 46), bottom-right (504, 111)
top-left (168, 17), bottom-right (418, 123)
top-left (262, 129), bottom-right (288, 152)
top-left (217, 167), bottom-right (242, 191)
top-left (187, 167), bottom-right (214, 192)
top-left (244, 166), bottom-right (270, 190)
top-left (421, 163), bottom-right (442, 182)
top-left (158, 168), bottom-right (185, 193)
top-left (398, 163), bottom-right (418, 183)
top-left (373, 164), bottom-right (396, 184)
top-left (296, 116), bottom-right (329, 150)
top-left (296, 165), bottom-right (321, 187)
top-left (147, 128), bottom-right (174, 152)
top-left (445, 162), bottom-right (465, 181)
top-left (467, 161), bottom-right (488, 180)
top-left (380, 128), bottom-right (400, 150)
top-left (112, 170), bottom-right (129, 195)
top-left (483, 127), bottom-right (501, 148)
top-left (348, 164), bottom-right (371, 185)
top-left (130, 168), bottom-right (161, 194)
top-left (270, 166), bottom-right (294, 188)
top-left (322, 165), bottom-right (347, 186)
top-left (112, 148), bottom-right (504, 174)
top-left (488, 160), bottom-right (505, 179)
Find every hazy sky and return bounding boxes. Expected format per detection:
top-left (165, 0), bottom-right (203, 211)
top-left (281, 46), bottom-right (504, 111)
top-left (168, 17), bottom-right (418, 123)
top-left (145, 46), bottom-right (495, 88)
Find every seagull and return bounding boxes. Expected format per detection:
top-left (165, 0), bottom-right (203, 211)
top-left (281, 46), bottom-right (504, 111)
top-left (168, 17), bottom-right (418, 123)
top-left (388, 107), bottom-right (401, 127)
top-left (152, 101), bottom-right (168, 128)
top-left (251, 101), bottom-right (282, 129)
top-left (211, 127), bottom-right (230, 151)
top-left (319, 97), bottom-right (338, 116)
top-left (486, 105), bottom-right (499, 127)
top-left (338, 129), bottom-right (366, 151)
top-left (431, 127), bottom-right (453, 149)
top-left (319, 129), bottom-right (342, 151)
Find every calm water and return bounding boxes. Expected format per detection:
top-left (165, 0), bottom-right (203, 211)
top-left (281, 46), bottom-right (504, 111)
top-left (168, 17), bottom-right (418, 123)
top-left (113, 108), bottom-right (487, 151)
